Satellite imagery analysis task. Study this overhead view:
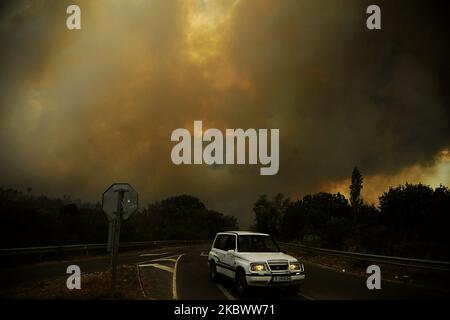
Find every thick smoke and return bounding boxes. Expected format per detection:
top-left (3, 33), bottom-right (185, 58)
top-left (0, 0), bottom-right (448, 226)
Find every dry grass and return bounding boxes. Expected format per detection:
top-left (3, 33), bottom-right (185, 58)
top-left (2, 265), bottom-right (146, 300)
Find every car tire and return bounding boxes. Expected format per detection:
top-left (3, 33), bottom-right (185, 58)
top-left (286, 284), bottom-right (301, 296)
top-left (236, 270), bottom-right (248, 297)
top-left (209, 261), bottom-right (218, 282)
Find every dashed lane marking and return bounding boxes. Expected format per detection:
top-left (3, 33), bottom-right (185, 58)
top-left (215, 283), bottom-right (237, 300)
top-left (200, 252), bottom-right (209, 257)
top-left (138, 263), bottom-right (174, 273)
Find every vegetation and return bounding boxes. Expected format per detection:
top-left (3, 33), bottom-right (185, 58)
top-left (0, 266), bottom-right (143, 300)
top-left (122, 195), bottom-right (238, 241)
top-left (253, 168), bottom-right (450, 260)
top-left (349, 166), bottom-right (363, 220)
top-left (1, 165), bottom-right (449, 261)
top-left (0, 191), bottom-right (238, 248)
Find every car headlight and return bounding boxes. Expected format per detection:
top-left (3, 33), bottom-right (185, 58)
top-left (250, 263), bottom-right (266, 272)
top-left (289, 262), bottom-right (301, 271)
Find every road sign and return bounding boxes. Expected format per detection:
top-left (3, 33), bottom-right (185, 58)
top-left (101, 182), bottom-right (138, 298)
top-left (102, 183), bottom-right (138, 221)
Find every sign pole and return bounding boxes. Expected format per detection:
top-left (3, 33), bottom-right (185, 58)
top-left (111, 189), bottom-right (125, 298)
top-left (107, 221), bottom-right (114, 253)
top-left (102, 183), bottom-right (138, 299)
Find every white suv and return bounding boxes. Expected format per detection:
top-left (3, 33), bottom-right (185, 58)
top-left (208, 231), bottom-right (305, 296)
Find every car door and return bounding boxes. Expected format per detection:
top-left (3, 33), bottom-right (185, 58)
top-left (212, 234), bottom-right (227, 275)
top-left (221, 234), bottom-right (237, 278)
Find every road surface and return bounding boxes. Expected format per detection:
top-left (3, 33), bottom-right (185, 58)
top-left (0, 244), bottom-right (448, 299)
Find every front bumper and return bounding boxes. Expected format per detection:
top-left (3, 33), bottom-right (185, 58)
top-left (245, 272), bottom-right (305, 287)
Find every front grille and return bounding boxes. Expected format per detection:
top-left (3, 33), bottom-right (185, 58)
top-left (267, 260), bottom-right (288, 271)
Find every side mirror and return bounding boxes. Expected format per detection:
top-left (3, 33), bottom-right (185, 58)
top-left (227, 249), bottom-right (235, 255)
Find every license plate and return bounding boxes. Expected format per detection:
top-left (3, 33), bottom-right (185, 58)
top-left (272, 275), bottom-right (291, 282)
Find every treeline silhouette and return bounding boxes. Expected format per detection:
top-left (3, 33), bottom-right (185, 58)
top-left (0, 190), bottom-right (238, 249)
top-left (252, 183), bottom-right (450, 260)
top-left (2, 174), bottom-right (449, 261)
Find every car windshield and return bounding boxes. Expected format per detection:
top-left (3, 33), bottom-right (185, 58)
top-left (237, 235), bottom-right (281, 252)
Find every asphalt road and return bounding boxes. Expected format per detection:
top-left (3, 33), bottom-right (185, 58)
top-left (1, 244), bottom-right (449, 299)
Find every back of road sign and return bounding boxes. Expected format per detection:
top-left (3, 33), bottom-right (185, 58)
top-left (102, 183), bottom-right (138, 221)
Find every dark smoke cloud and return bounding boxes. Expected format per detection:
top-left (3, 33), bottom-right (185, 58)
top-left (0, 0), bottom-right (448, 226)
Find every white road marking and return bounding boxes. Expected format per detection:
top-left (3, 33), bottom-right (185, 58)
top-left (139, 252), bottom-right (170, 257)
top-left (138, 263), bottom-right (174, 273)
top-left (215, 283), bottom-right (237, 300)
top-left (200, 252), bottom-right (208, 257)
top-left (298, 293), bottom-right (315, 300)
top-left (214, 284), bottom-right (311, 301)
top-left (139, 254), bottom-right (185, 265)
top-left (151, 258), bottom-right (177, 263)
top-left (136, 265), bottom-right (147, 298)
top-left (173, 254), bottom-right (186, 300)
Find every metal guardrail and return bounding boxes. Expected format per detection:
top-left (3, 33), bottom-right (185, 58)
top-left (1, 240), bottom-right (449, 271)
top-left (0, 240), bottom-right (211, 257)
top-left (279, 242), bottom-right (450, 271)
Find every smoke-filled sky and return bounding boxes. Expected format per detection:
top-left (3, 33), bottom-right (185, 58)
top-left (0, 0), bottom-right (449, 227)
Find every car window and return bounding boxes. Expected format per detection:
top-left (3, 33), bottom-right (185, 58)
top-left (213, 235), bottom-right (227, 250)
top-left (213, 234), bottom-right (236, 251)
top-left (224, 235), bottom-right (236, 251)
top-left (237, 235), bottom-right (280, 252)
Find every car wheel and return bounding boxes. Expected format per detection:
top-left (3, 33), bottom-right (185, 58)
top-left (209, 261), bottom-right (218, 282)
top-left (286, 284), bottom-right (301, 296)
top-left (236, 270), bottom-right (248, 297)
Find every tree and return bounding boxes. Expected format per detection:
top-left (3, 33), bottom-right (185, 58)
top-left (349, 166), bottom-right (363, 220)
top-left (253, 194), bottom-right (290, 236)
top-left (378, 183), bottom-right (450, 259)
top-left (0, 188), bottom-right (238, 247)
top-left (253, 195), bottom-right (272, 234)
top-left (278, 192), bottom-right (353, 245)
